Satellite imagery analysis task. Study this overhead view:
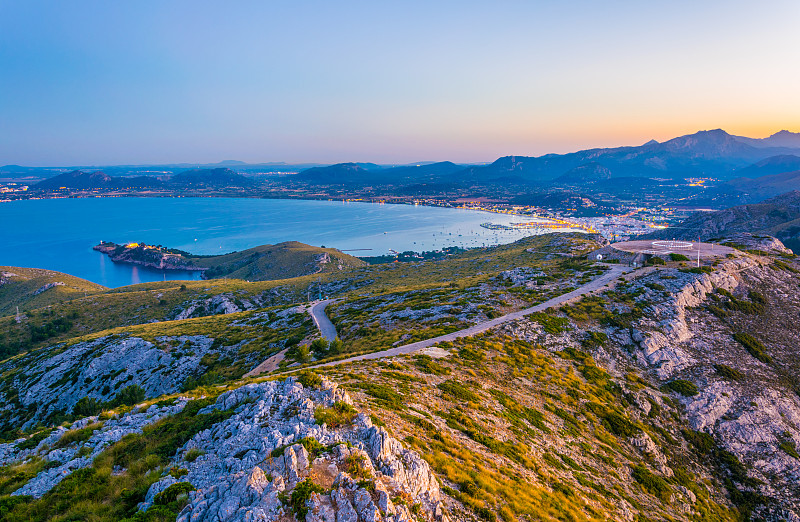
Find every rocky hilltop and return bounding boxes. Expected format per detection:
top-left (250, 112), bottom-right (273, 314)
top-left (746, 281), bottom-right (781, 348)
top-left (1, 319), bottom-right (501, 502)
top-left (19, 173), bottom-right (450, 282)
top-left (0, 376), bottom-right (447, 522)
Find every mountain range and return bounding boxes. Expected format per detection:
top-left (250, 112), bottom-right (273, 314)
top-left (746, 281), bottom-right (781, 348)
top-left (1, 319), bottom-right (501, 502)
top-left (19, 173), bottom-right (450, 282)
top-left (295, 129), bottom-right (800, 187)
top-left (18, 129), bottom-right (800, 210)
top-left (33, 167), bottom-right (253, 190)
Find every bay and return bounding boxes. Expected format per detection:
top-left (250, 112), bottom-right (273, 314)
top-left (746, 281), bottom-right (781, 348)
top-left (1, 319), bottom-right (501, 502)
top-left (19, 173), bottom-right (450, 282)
top-left (1, 197), bottom-right (556, 288)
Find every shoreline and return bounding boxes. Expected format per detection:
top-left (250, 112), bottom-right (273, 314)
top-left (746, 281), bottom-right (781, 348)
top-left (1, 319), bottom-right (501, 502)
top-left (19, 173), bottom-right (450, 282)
top-left (4, 191), bottom-right (590, 233)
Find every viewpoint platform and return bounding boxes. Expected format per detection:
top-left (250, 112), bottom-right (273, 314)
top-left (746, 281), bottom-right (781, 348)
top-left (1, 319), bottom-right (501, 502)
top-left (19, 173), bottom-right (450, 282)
top-left (591, 240), bottom-right (735, 266)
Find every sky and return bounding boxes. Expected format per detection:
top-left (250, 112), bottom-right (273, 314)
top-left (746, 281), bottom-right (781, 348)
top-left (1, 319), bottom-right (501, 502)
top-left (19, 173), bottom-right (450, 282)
top-left (1, 0), bottom-right (799, 166)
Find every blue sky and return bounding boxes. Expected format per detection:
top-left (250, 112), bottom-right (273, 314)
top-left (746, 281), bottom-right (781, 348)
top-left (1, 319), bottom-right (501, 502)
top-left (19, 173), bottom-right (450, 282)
top-left (1, 1), bottom-right (799, 165)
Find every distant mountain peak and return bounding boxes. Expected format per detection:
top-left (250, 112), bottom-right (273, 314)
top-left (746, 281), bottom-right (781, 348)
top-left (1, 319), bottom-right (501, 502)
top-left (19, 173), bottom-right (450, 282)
top-left (733, 129), bottom-right (800, 149)
top-left (770, 130), bottom-right (799, 138)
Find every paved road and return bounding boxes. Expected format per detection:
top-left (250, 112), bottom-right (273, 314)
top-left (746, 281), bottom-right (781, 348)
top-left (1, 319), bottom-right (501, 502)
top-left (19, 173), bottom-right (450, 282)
top-left (309, 299), bottom-right (338, 342)
top-left (308, 264), bottom-right (636, 369)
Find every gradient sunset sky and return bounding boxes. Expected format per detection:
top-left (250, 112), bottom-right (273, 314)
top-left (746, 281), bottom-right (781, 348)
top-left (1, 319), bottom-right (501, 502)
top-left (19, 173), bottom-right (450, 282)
top-left (1, 0), bottom-right (798, 165)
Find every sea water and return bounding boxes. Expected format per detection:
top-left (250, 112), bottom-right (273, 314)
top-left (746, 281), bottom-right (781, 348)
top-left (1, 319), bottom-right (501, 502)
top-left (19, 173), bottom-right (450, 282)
top-left (1, 197), bottom-right (559, 287)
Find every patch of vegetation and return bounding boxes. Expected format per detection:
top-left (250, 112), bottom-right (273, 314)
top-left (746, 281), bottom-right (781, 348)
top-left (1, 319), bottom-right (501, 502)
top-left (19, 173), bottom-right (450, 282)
top-left (53, 422), bottom-right (104, 449)
top-left (354, 382), bottom-right (405, 410)
top-left (733, 333), bottom-right (772, 364)
top-left (779, 440), bottom-right (799, 460)
top-left (714, 364), bottom-right (743, 381)
top-left (184, 448), bottom-right (204, 462)
top-left (344, 454), bottom-right (372, 479)
top-left (669, 253), bottom-right (690, 262)
top-left (0, 397), bottom-right (233, 521)
top-left (283, 479), bottom-right (325, 519)
top-left (662, 379), bottom-right (699, 397)
top-left (0, 457), bottom-right (58, 495)
top-left (601, 411), bottom-right (639, 438)
top-left (414, 354), bottom-right (451, 375)
top-left (527, 312), bottom-right (570, 334)
top-left (297, 371), bottom-right (323, 388)
top-left (631, 465), bottom-right (671, 502)
top-left (438, 380), bottom-right (479, 403)
top-left (314, 402), bottom-right (357, 428)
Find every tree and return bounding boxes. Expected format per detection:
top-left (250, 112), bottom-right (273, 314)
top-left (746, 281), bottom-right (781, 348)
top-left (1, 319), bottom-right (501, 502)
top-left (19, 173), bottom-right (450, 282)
top-left (73, 396), bottom-right (103, 417)
top-left (112, 384), bottom-right (146, 407)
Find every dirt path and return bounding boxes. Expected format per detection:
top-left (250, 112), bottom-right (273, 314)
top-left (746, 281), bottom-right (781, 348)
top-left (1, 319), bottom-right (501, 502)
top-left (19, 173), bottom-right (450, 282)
top-left (304, 264), bottom-right (637, 370)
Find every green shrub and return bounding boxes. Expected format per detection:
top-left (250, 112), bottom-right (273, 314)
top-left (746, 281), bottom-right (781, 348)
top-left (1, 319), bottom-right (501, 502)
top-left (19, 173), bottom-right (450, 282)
top-left (437, 380), bottom-right (479, 402)
top-left (683, 429), bottom-right (715, 454)
top-left (631, 465), bottom-right (671, 501)
top-left (344, 454), bottom-right (372, 479)
top-left (286, 479), bottom-right (325, 518)
top-left (646, 256), bottom-right (665, 266)
top-left (184, 448), bottom-right (204, 462)
top-left (16, 429), bottom-right (52, 451)
top-left (602, 412), bottom-right (639, 437)
top-left (663, 379), bottom-right (699, 397)
top-left (309, 339), bottom-right (329, 357)
top-left (669, 253), bottom-right (690, 262)
top-left (714, 364), bottom-right (743, 381)
top-left (355, 382), bottom-right (405, 410)
top-left (581, 331), bottom-right (607, 348)
top-left (153, 481), bottom-right (195, 506)
top-left (779, 440), bottom-right (799, 460)
top-left (314, 402), bottom-right (357, 428)
top-left (414, 354), bottom-right (451, 375)
top-left (733, 333), bottom-right (771, 364)
top-left (112, 385), bottom-right (146, 407)
top-left (73, 397), bottom-right (103, 417)
top-left (297, 371), bottom-right (322, 388)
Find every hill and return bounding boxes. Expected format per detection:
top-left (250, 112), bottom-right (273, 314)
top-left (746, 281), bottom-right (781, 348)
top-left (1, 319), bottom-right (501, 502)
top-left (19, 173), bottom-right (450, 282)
top-left (0, 266), bottom-right (106, 316)
top-left (169, 167), bottom-right (254, 186)
top-left (191, 241), bottom-right (368, 280)
top-left (295, 163), bottom-right (375, 184)
top-left (296, 161), bottom-right (465, 185)
top-left (734, 154), bottom-right (800, 179)
top-left (1, 233), bottom-right (800, 519)
top-left (724, 170), bottom-right (800, 202)
top-left (35, 170), bottom-right (113, 189)
top-left (34, 170), bottom-right (163, 190)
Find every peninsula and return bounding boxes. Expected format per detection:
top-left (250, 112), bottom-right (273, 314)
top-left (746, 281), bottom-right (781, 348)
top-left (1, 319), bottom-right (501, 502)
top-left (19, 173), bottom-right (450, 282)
top-left (93, 240), bottom-right (366, 281)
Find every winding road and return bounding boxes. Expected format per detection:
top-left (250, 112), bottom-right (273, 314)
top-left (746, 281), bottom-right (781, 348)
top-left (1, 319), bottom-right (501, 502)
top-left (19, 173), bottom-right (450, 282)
top-left (309, 299), bottom-right (338, 342)
top-left (303, 263), bottom-right (637, 370)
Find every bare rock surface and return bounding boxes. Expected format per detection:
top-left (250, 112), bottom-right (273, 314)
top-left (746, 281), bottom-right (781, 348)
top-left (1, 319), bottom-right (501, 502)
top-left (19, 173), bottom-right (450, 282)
top-left (1, 399), bottom-right (188, 498)
top-left (119, 377), bottom-right (451, 522)
top-left (0, 335), bottom-right (226, 428)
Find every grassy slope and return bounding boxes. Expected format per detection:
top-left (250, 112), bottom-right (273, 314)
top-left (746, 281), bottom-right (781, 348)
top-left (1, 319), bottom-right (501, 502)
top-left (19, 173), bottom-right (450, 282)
top-left (0, 266), bottom-right (106, 315)
top-left (309, 335), bottom-right (736, 521)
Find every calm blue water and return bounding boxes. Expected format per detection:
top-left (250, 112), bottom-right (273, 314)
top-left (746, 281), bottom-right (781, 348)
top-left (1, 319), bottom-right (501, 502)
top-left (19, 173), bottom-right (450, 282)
top-left (1, 197), bottom-right (552, 287)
